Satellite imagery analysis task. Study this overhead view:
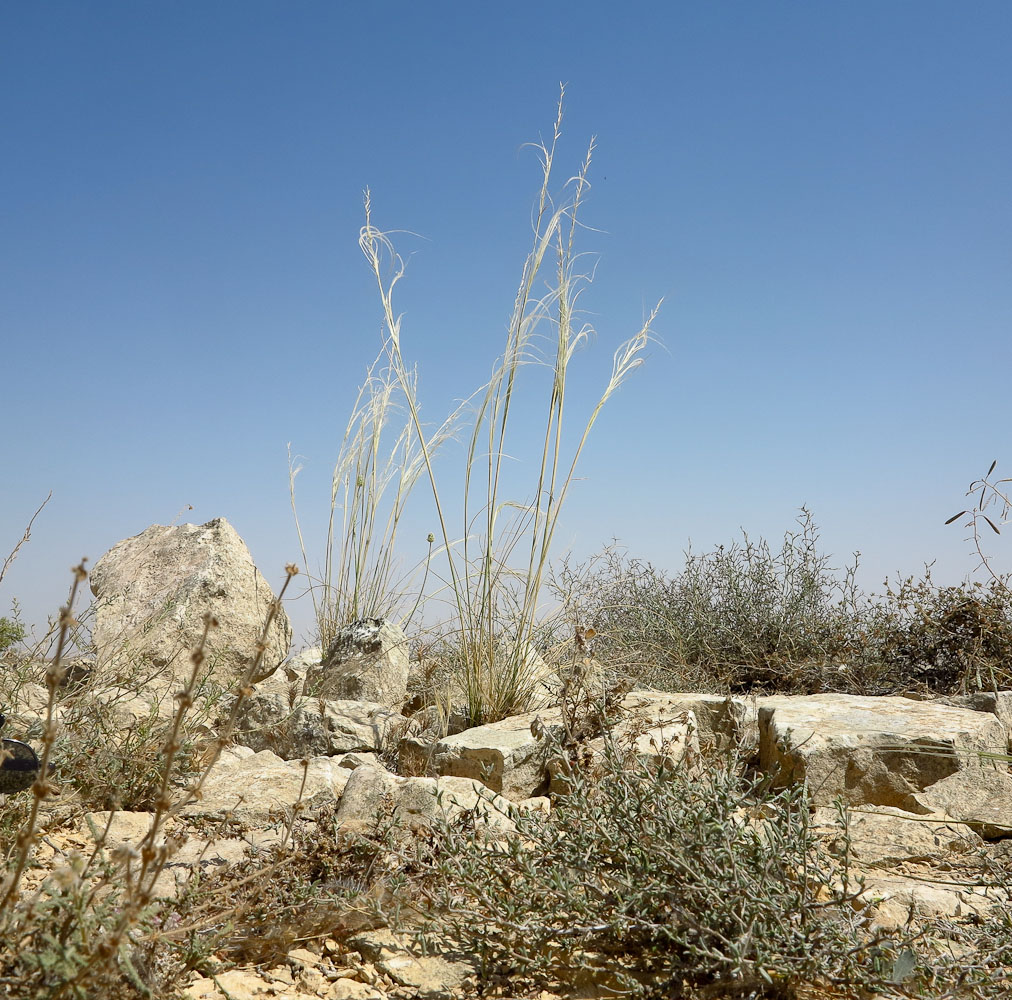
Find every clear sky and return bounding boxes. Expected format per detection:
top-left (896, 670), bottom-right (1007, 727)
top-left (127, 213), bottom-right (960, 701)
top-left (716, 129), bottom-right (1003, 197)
top-left (2, 2), bottom-right (1010, 646)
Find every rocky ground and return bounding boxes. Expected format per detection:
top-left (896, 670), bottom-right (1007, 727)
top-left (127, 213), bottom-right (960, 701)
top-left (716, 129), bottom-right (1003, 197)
top-left (11, 671), bottom-right (1012, 998)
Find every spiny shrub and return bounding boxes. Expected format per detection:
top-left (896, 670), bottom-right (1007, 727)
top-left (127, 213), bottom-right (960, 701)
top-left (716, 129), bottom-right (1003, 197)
top-left (862, 572), bottom-right (1012, 693)
top-left (554, 508), bottom-right (862, 692)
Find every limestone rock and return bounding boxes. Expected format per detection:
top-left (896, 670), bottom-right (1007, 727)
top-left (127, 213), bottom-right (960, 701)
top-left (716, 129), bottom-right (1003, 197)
top-left (306, 619), bottom-right (409, 708)
top-left (181, 747), bottom-right (350, 825)
top-left (335, 765), bottom-right (516, 836)
top-left (424, 692), bottom-right (701, 801)
top-left (812, 805), bottom-right (982, 866)
top-left (914, 767), bottom-right (1012, 839)
top-left (252, 646), bottom-right (322, 703)
top-left (428, 708), bottom-right (560, 800)
top-left (82, 810), bottom-right (258, 899)
top-left (90, 518), bottom-right (292, 685)
top-left (347, 928), bottom-right (475, 998)
top-left (857, 872), bottom-right (993, 929)
top-left (232, 690), bottom-right (401, 760)
top-left (942, 690), bottom-right (1012, 752)
top-left (620, 691), bottom-right (747, 747)
top-left (758, 693), bottom-right (1007, 809)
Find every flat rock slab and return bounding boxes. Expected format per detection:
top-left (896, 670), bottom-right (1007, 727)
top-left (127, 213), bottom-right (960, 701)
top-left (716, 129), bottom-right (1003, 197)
top-left (758, 694), bottom-right (1008, 809)
top-left (181, 747), bottom-right (351, 825)
top-left (812, 805), bottom-right (982, 866)
top-left (426, 693), bottom-right (704, 801)
top-left (914, 768), bottom-right (1012, 839)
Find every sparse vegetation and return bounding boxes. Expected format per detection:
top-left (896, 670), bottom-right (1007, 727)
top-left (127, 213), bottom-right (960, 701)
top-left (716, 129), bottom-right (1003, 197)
top-left (553, 507), bottom-right (1012, 697)
top-left (4, 503), bottom-right (1012, 998)
top-left (393, 747), bottom-right (902, 998)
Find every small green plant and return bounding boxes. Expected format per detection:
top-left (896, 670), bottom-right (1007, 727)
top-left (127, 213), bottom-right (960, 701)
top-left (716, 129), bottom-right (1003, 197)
top-left (362, 89), bottom-right (658, 725)
top-left (0, 615), bottom-right (24, 655)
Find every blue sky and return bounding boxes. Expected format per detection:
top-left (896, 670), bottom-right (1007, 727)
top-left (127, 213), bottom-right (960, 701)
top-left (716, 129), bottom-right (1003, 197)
top-left (2, 2), bottom-right (1010, 645)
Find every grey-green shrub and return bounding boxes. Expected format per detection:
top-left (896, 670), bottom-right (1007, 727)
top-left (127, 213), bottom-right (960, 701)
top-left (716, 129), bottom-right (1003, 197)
top-left (555, 509), bottom-right (1012, 696)
top-left (395, 744), bottom-right (901, 998)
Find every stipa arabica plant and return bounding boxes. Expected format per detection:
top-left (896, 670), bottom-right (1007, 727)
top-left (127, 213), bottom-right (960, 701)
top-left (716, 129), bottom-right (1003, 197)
top-left (361, 89), bottom-right (659, 725)
top-left (289, 354), bottom-right (458, 650)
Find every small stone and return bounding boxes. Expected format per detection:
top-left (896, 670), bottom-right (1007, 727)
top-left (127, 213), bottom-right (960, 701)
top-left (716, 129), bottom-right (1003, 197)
top-left (327, 980), bottom-right (383, 1000)
top-left (288, 947), bottom-right (322, 968)
top-left (307, 618), bottom-right (410, 708)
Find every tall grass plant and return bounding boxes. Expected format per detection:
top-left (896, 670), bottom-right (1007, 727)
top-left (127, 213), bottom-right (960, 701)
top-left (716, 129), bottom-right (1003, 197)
top-left (360, 90), bottom-right (658, 724)
top-left (289, 356), bottom-right (457, 650)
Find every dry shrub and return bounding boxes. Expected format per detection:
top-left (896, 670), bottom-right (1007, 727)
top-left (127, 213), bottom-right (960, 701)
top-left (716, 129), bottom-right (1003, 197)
top-left (555, 509), bottom-right (1012, 697)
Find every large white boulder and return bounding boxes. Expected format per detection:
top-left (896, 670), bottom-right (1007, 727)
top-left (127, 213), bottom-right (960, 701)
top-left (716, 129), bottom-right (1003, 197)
top-left (90, 518), bottom-right (292, 686)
